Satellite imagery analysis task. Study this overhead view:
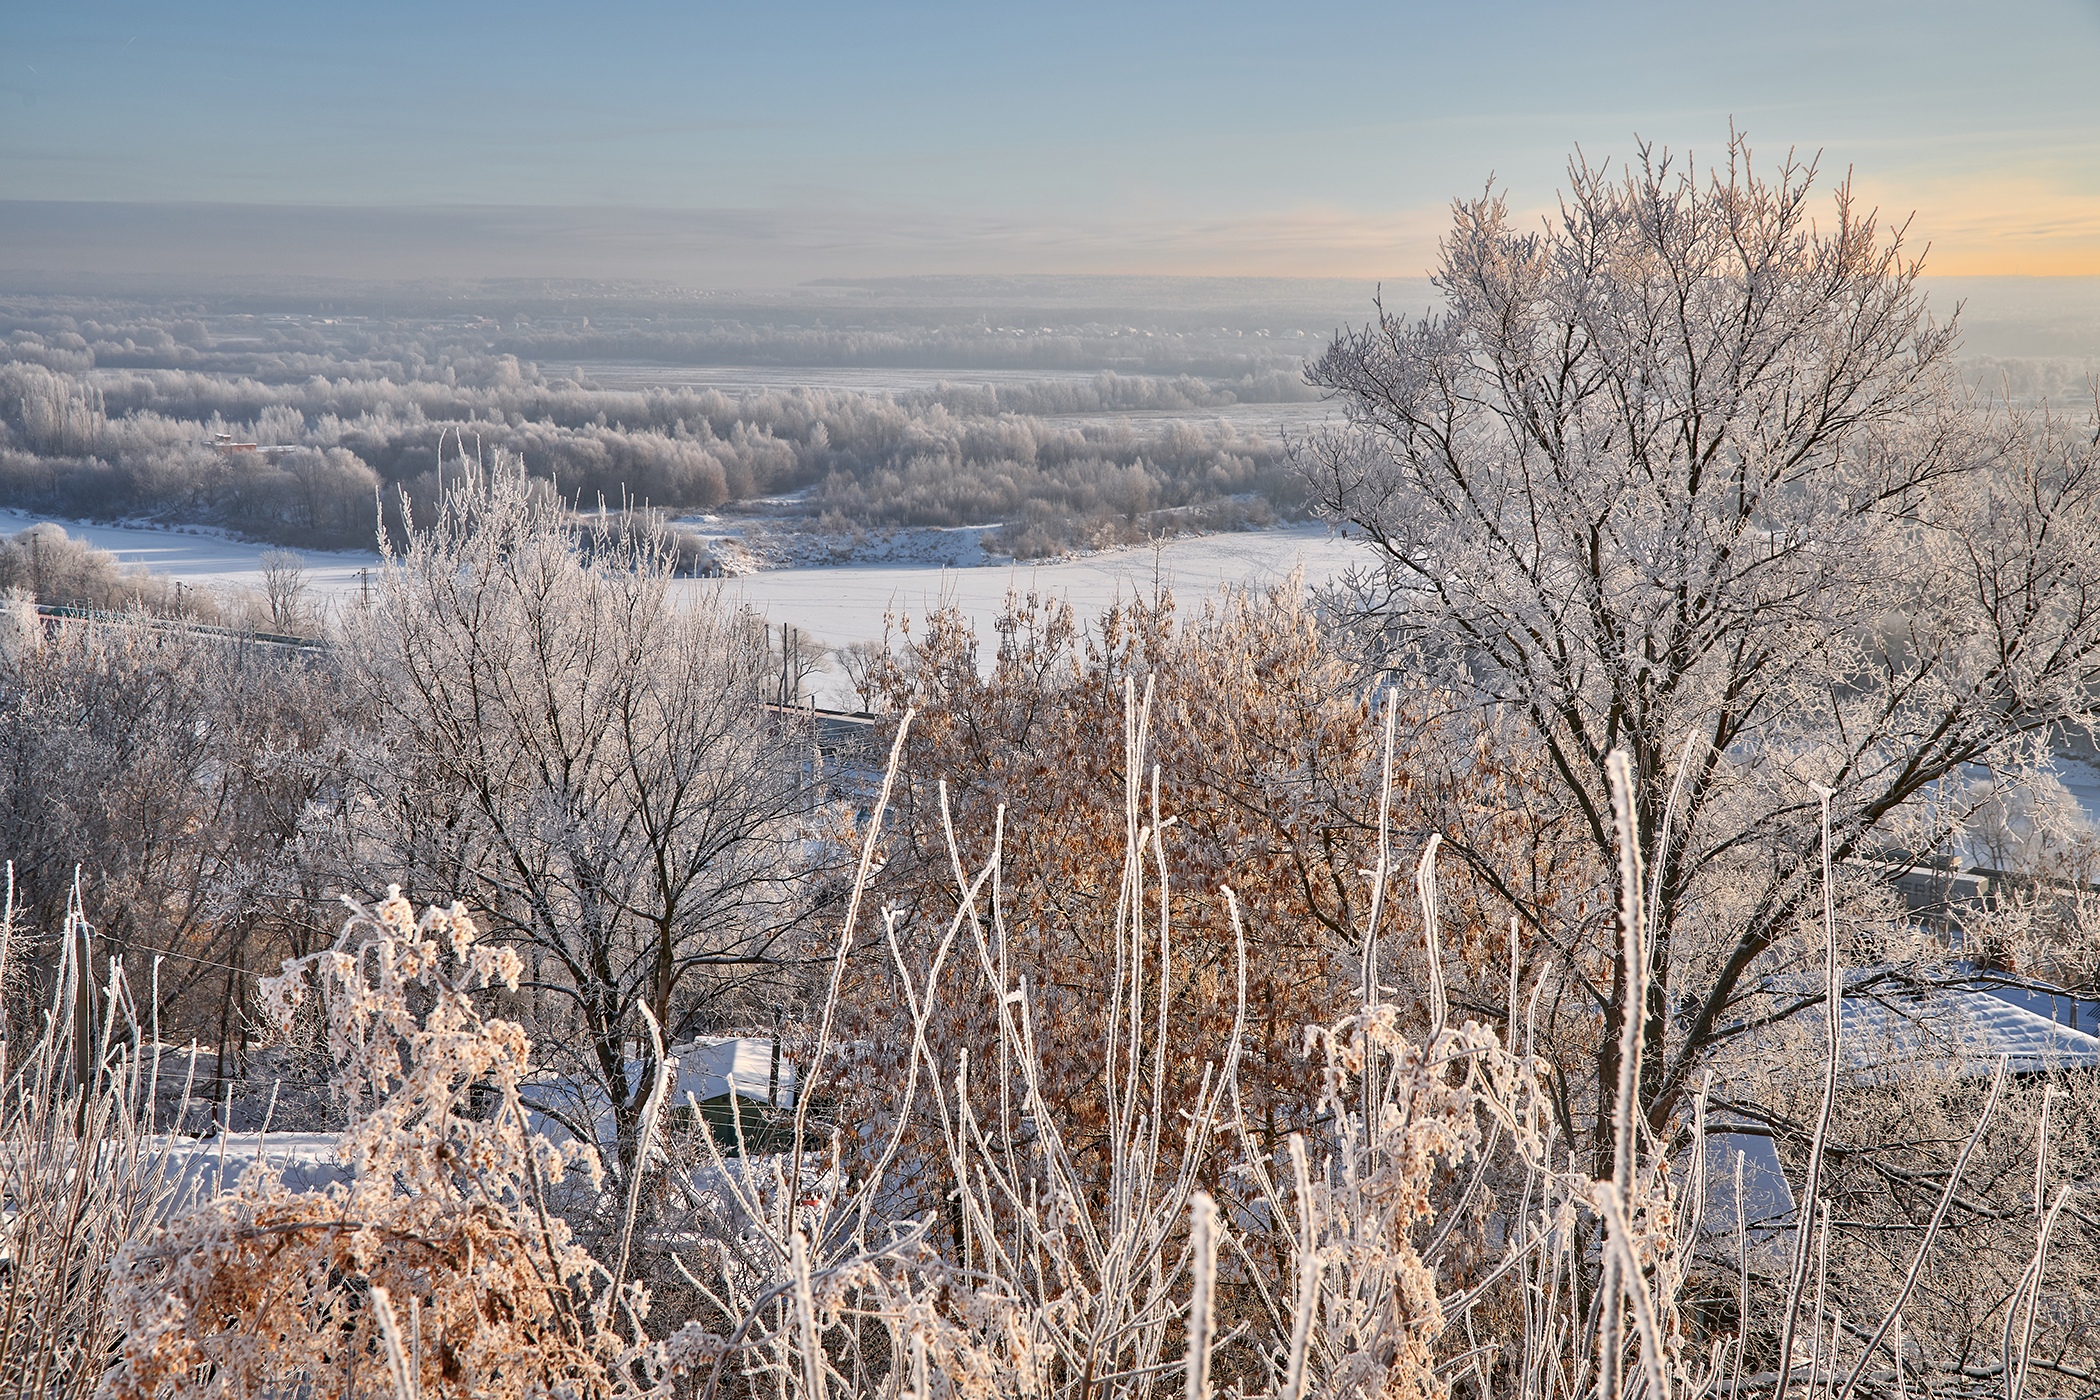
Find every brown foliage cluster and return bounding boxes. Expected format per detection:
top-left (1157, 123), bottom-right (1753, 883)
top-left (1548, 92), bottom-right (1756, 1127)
top-left (825, 578), bottom-right (1565, 1225)
top-left (101, 893), bottom-right (719, 1399)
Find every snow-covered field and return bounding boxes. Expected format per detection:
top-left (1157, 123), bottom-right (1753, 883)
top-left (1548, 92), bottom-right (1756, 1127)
top-left (574, 363), bottom-right (1119, 395)
top-left (0, 510), bottom-right (381, 596)
top-left (706, 523), bottom-right (1370, 697)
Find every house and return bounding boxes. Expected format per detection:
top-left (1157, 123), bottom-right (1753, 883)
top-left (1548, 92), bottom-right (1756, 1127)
top-left (1831, 977), bottom-right (2100, 1082)
top-left (767, 701), bottom-right (887, 817)
top-left (668, 1035), bottom-right (802, 1155)
top-left (524, 1036), bottom-right (800, 1159)
top-left (211, 431), bottom-right (296, 457)
top-left (1697, 973), bottom-right (2100, 1239)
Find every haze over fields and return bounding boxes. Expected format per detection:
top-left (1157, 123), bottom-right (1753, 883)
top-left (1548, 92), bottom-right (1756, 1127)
top-left (8, 0), bottom-right (2100, 281)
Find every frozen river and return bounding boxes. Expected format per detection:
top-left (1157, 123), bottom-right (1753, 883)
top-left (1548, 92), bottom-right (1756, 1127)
top-left (707, 523), bottom-right (1368, 637)
top-left (0, 511), bottom-right (382, 595)
top-left (0, 511), bottom-right (1371, 701)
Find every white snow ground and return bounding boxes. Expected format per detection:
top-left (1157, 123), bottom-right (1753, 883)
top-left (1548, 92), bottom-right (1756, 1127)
top-left (0, 510), bottom-right (380, 598)
top-left (0, 512), bottom-right (1368, 640)
top-left (146, 1132), bottom-right (350, 1205)
top-left (704, 523), bottom-right (1371, 703)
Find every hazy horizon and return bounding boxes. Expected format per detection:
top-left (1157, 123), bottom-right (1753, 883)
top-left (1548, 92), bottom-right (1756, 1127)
top-left (5, 255), bottom-right (2096, 362)
top-left (7, 0), bottom-right (2100, 286)
top-left (12, 200), bottom-right (2100, 306)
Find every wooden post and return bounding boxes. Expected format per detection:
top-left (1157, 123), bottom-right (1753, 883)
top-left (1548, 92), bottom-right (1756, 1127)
top-left (768, 1011), bottom-right (782, 1106)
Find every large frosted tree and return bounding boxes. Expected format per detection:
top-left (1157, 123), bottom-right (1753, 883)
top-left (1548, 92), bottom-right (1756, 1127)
top-left (336, 460), bottom-right (821, 1183)
top-left (1300, 137), bottom-right (2100, 1151)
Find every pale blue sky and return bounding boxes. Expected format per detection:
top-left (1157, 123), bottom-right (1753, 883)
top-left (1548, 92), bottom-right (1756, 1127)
top-left (5, 0), bottom-right (2099, 282)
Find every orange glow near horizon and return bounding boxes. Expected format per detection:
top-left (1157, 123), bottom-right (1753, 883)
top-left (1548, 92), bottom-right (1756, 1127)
top-left (1061, 175), bottom-right (2100, 283)
top-left (1859, 171), bottom-right (2100, 277)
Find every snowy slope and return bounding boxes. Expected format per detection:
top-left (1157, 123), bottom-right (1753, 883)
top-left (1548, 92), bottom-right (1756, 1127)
top-left (0, 510), bottom-right (379, 597)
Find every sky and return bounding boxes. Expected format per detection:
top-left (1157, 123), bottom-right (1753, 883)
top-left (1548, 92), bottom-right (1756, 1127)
top-left (4, 0), bottom-right (2100, 286)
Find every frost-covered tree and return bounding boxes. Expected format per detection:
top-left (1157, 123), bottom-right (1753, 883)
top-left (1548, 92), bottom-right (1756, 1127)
top-left (1301, 136), bottom-right (2100, 1150)
top-left (839, 579), bottom-right (1565, 1262)
top-left (0, 617), bottom-right (340, 1058)
top-left (335, 458), bottom-right (823, 1184)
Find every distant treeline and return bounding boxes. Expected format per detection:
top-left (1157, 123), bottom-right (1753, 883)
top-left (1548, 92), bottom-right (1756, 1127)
top-left (0, 360), bottom-right (1301, 553)
top-left (1, 292), bottom-right (1334, 554)
top-left (0, 285), bottom-right (1331, 381)
top-left (1959, 355), bottom-right (2100, 407)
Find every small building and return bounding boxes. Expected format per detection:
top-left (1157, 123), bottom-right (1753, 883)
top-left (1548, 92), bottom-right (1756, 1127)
top-left (211, 432), bottom-right (296, 457)
top-left (668, 1036), bottom-right (801, 1155)
top-left (524, 1036), bottom-right (800, 1159)
top-left (1696, 972), bottom-right (2100, 1242)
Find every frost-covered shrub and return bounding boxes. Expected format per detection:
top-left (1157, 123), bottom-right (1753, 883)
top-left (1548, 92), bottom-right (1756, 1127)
top-left (99, 893), bottom-right (722, 1399)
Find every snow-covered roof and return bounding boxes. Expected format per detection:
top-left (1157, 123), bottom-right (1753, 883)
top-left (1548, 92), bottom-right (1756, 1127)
top-left (1837, 985), bottom-right (2100, 1079)
top-left (1698, 1126), bottom-right (1796, 1234)
top-left (1732, 966), bottom-right (2100, 1082)
top-left (672, 1036), bottom-right (796, 1107)
top-left (1958, 974), bottom-right (2100, 1037)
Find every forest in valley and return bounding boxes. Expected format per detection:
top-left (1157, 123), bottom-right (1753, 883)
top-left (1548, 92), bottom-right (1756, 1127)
top-left (8, 148), bottom-right (2100, 1400)
top-left (0, 279), bottom-right (1341, 560)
